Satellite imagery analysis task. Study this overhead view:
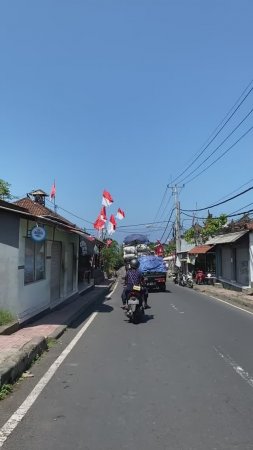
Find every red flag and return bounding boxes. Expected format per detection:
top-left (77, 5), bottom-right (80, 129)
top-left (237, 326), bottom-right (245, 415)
top-left (93, 216), bottom-right (105, 231)
top-left (107, 214), bottom-right (116, 235)
top-left (102, 190), bottom-right (113, 207)
top-left (100, 206), bottom-right (107, 222)
top-left (116, 208), bottom-right (125, 220)
top-left (50, 181), bottom-right (56, 201)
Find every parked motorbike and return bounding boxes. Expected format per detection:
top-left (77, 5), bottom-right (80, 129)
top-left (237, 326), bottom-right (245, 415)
top-left (179, 273), bottom-right (187, 287)
top-left (125, 286), bottom-right (145, 324)
top-left (186, 273), bottom-right (193, 288)
top-left (172, 272), bottom-right (178, 284)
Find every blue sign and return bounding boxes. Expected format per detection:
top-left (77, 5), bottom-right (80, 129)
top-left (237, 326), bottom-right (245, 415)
top-left (31, 226), bottom-right (46, 242)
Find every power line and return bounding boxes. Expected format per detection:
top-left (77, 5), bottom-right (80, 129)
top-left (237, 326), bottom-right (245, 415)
top-left (183, 124), bottom-right (253, 185)
top-left (229, 202), bottom-right (253, 215)
top-left (181, 186), bottom-right (253, 212)
top-left (211, 177), bottom-right (253, 203)
top-left (152, 187), bottom-right (170, 222)
top-left (45, 199), bottom-right (93, 225)
top-left (181, 208), bottom-right (253, 221)
top-left (163, 222), bottom-right (175, 243)
top-left (178, 106), bottom-right (253, 184)
top-left (171, 79), bottom-right (253, 184)
top-left (159, 207), bottom-right (175, 241)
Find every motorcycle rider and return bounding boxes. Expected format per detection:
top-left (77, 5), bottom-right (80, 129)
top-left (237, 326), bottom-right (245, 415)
top-left (121, 258), bottom-right (150, 309)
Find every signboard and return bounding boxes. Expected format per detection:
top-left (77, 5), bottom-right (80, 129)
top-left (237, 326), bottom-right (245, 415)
top-left (31, 226), bottom-right (46, 242)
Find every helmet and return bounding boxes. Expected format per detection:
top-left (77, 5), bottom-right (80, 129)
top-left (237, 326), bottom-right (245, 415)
top-left (129, 258), bottom-right (140, 269)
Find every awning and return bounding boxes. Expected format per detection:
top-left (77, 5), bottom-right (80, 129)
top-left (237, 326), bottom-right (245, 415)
top-left (189, 245), bottom-right (214, 254)
top-left (205, 230), bottom-right (248, 245)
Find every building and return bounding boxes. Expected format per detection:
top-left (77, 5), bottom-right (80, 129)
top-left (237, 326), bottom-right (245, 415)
top-left (0, 191), bottom-right (104, 323)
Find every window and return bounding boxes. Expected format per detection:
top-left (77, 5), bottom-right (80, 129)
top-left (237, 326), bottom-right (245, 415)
top-left (24, 239), bottom-right (45, 284)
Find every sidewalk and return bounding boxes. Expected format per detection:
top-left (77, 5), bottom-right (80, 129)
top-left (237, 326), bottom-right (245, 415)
top-left (0, 280), bottom-right (115, 388)
top-left (193, 283), bottom-right (253, 312)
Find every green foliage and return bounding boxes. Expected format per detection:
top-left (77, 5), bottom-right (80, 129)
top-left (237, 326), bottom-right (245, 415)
top-left (0, 384), bottom-right (13, 401)
top-left (101, 240), bottom-right (124, 276)
top-left (183, 214), bottom-right (227, 243)
top-left (0, 309), bottom-right (14, 326)
top-left (0, 179), bottom-right (12, 200)
top-left (202, 213), bottom-right (227, 239)
top-left (164, 241), bottom-right (176, 255)
top-left (183, 228), bottom-right (196, 244)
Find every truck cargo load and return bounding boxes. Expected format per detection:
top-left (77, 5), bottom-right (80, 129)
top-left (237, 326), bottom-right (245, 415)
top-left (139, 255), bottom-right (167, 273)
top-left (138, 255), bottom-right (167, 291)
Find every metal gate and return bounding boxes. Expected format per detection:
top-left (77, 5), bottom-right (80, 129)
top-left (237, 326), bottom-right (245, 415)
top-left (51, 242), bottom-right (61, 303)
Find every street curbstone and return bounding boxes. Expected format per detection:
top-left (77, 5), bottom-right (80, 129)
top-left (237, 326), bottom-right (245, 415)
top-left (0, 336), bottom-right (47, 388)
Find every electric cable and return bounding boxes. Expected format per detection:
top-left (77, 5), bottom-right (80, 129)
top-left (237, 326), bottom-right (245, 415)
top-left (181, 186), bottom-right (253, 212)
top-left (178, 107), bottom-right (253, 184)
top-left (181, 208), bottom-right (253, 221)
top-left (171, 79), bottom-right (253, 184)
top-left (159, 208), bottom-right (175, 241)
top-left (183, 124), bottom-right (253, 186)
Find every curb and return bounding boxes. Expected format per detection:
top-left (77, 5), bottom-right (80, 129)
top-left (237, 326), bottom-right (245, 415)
top-left (0, 281), bottom-right (115, 389)
top-left (0, 336), bottom-right (47, 387)
top-left (193, 286), bottom-right (253, 312)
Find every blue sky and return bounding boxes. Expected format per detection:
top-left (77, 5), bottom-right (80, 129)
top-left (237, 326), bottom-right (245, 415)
top-left (1, 0), bottom-right (253, 243)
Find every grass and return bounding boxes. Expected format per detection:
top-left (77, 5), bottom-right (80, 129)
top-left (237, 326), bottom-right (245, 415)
top-left (0, 309), bottom-right (14, 326)
top-left (0, 384), bottom-right (13, 401)
top-left (46, 338), bottom-right (58, 349)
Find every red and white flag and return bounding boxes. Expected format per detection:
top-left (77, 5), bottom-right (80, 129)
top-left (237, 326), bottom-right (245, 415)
top-left (93, 216), bottom-right (106, 231)
top-left (116, 208), bottom-right (125, 220)
top-left (50, 181), bottom-right (56, 201)
top-left (102, 190), bottom-right (113, 207)
top-left (107, 214), bottom-right (116, 235)
top-left (100, 206), bottom-right (107, 222)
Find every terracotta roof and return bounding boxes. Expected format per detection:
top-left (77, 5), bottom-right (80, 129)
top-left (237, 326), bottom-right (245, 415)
top-left (15, 198), bottom-right (75, 226)
top-left (0, 199), bottom-right (28, 212)
top-left (246, 223), bottom-right (253, 230)
top-left (189, 245), bottom-right (214, 254)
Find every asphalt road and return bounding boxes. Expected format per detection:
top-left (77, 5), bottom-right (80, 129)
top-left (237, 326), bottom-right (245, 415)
top-left (1, 279), bottom-right (253, 450)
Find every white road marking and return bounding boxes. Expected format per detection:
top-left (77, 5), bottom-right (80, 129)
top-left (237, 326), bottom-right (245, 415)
top-left (171, 304), bottom-right (184, 314)
top-left (105, 280), bottom-right (118, 299)
top-left (214, 346), bottom-right (253, 389)
top-left (0, 312), bottom-right (98, 447)
top-left (198, 292), bottom-right (253, 316)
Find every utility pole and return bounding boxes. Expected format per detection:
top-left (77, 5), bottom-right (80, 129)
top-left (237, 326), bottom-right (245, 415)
top-left (168, 184), bottom-right (184, 254)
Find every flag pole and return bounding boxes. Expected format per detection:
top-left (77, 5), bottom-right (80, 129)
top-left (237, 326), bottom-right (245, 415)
top-left (53, 180), bottom-right (56, 213)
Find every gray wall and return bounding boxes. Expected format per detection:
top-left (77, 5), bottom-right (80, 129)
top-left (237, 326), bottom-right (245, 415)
top-left (0, 211), bottom-right (19, 248)
top-left (0, 212), bottom-right (20, 314)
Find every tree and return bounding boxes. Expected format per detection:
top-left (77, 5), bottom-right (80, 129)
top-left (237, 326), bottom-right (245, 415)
top-left (184, 214), bottom-right (227, 244)
top-left (101, 240), bottom-right (124, 276)
top-left (0, 179), bottom-right (12, 200)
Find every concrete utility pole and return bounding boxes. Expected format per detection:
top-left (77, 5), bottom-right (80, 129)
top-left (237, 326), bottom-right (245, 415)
top-left (168, 184), bottom-right (184, 254)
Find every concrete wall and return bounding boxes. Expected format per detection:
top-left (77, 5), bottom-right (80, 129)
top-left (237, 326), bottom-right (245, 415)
top-left (218, 234), bottom-right (250, 288)
top-left (17, 219), bottom-right (79, 322)
top-left (0, 212), bottom-right (20, 316)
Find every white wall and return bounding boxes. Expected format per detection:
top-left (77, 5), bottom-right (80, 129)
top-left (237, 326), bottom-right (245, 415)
top-left (17, 219), bottom-right (79, 322)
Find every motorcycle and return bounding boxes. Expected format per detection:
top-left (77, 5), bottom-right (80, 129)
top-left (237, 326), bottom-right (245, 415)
top-left (186, 273), bottom-right (193, 288)
top-left (172, 272), bottom-right (179, 284)
top-left (179, 273), bottom-right (187, 287)
top-left (125, 286), bottom-right (145, 324)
